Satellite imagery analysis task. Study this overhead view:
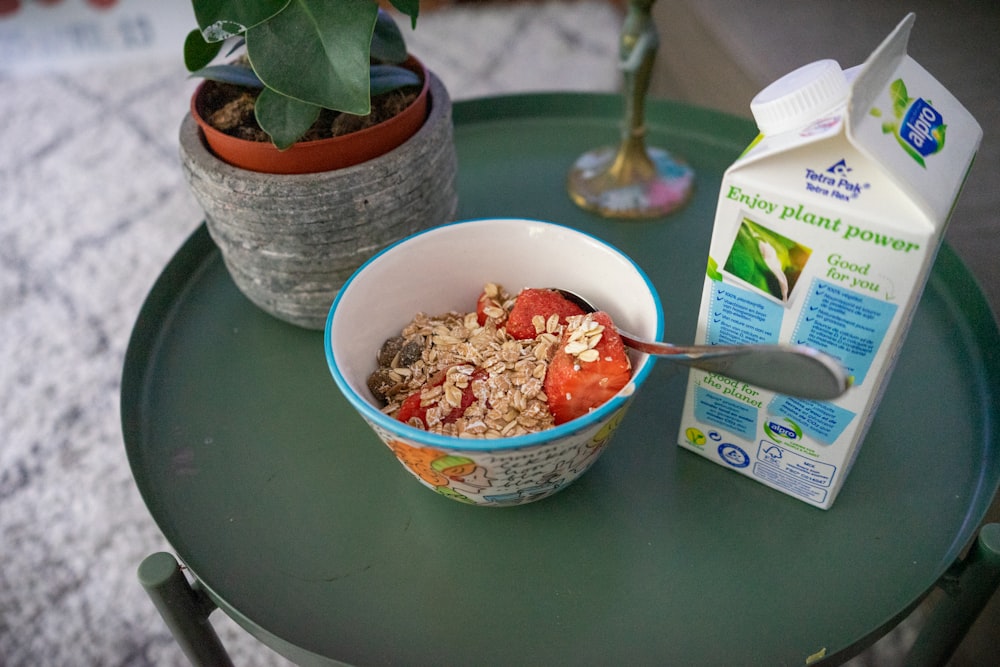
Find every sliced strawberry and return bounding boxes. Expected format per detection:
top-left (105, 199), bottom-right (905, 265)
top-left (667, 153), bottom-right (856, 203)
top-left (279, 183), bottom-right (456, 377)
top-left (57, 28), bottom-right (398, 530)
top-left (476, 290), bottom-right (494, 326)
top-left (396, 366), bottom-right (486, 428)
top-left (505, 288), bottom-right (585, 340)
top-left (543, 312), bottom-right (632, 425)
top-left (449, 368), bottom-right (486, 420)
top-left (476, 285), bottom-right (510, 327)
top-left (395, 389), bottom-right (431, 427)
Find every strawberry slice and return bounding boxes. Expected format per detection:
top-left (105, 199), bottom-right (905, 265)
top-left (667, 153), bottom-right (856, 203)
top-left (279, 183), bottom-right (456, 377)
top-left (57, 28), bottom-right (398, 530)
top-left (543, 312), bottom-right (632, 425)
top-left (505, 288), bottom-right (585, 340)
top-left (395, 389), bottom-right (433, 427)
top-left (475, 284), bottom-right (509, 326)
top-left (476, 290), bottom-right (495, 326)
top-left (396, 366), bottom-right (486, 428)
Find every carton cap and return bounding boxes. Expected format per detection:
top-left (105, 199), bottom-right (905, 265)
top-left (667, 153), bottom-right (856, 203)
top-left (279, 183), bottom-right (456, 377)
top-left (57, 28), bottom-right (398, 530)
top-left (751, 59), bottom-right (848, 135)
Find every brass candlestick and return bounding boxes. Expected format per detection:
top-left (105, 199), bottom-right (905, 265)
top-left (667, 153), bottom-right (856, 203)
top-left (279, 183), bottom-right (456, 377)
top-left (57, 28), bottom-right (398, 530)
top-left (568, 0), bottom-right (694, 218)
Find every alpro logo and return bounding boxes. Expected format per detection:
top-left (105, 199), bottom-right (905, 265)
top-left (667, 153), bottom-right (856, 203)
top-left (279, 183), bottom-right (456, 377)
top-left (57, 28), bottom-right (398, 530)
top-left (765, 418), bottom-right (802, 442)
top-left (902, 99), bottom-right (944, 159)
top-left (873, 78), bottom-right (946, 168)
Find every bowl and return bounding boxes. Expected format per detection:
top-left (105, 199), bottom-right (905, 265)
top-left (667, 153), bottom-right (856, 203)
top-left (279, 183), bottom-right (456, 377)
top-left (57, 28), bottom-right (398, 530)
top-left (324, 218), bottom-right (663, 506)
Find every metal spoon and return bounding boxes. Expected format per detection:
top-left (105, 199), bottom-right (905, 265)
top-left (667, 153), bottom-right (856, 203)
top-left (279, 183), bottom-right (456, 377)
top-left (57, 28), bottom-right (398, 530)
top-left (551, 288), bottom-right (851, 400)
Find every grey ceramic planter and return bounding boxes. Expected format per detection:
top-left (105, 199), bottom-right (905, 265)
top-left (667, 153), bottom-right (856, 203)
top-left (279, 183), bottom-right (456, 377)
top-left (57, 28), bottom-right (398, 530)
top-left (179, 72), bottom-right (458, 330)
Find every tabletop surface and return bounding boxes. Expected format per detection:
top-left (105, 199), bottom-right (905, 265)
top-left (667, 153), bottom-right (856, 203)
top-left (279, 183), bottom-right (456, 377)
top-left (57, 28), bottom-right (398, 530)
top-left (122, 94), bottom-right (1000, 666)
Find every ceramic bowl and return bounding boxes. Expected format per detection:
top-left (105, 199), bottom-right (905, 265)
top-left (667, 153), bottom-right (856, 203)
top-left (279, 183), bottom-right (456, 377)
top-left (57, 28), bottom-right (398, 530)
top-left (325, 218), bottom-right (663, 506)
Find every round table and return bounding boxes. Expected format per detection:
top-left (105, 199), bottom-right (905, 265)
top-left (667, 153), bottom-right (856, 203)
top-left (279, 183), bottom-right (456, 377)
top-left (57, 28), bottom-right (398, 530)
top-left (123, 94), bottom-right (1000, 665)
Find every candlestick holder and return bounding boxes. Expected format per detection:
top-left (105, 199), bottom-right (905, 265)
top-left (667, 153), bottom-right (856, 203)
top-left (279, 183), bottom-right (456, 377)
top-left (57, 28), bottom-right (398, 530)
top-left (568, 0), bottom-right (694, 218)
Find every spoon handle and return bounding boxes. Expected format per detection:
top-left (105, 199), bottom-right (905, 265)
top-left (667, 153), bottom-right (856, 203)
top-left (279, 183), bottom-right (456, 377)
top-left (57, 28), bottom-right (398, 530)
top-left (617, 331), bottom-right (851, 401)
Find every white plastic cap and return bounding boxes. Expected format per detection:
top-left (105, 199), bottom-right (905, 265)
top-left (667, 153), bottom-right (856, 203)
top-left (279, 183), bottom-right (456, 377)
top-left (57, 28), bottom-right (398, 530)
top-left (750, 59), bottom-right (849, 135)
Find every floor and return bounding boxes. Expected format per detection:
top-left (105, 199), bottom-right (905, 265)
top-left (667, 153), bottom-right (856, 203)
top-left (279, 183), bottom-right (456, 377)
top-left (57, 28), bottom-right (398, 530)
top-left (0, 1), bottom-right (996, 665)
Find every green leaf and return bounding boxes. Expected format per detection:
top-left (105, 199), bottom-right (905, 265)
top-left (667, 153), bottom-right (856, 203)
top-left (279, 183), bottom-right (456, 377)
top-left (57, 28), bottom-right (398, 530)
top-left (246, 0), bottom-right (378, 114)
top-left (889, 78), bottom-right (910, 119)
top-left (184, 28), bottom-right (223, 72)
top-left (389, 0), bottom-right (420, 29)
top-left (370, 9), bottom-right (408, 64)
top-left (933, 123), bottom-right (947, 151)
top-left (725, 229), bottom-right (756, 278)
top-left (255, 87), bottom-right (322, 150)
top-left (370, 64), bottom-right (421, 95)
top-left (724, 224), bottom-right (771, 293)
top-left (189, 64), bottom-right (264, 89)
top-left (193, 0), bottom-right (290, 40)
top-left (706, 256), bottom-right (722, 282)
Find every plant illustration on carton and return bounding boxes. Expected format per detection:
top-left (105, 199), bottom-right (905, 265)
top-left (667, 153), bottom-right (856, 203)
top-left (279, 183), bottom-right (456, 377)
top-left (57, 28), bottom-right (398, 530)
top-left (871, 78), bottom-right (947, 168)
top-left (720, 218), bottom-right (812, 303)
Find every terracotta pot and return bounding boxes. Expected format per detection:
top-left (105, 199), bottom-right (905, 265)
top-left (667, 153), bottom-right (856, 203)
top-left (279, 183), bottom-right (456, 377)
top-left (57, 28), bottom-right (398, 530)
top-left (179, 70), bottom-right (458, 330)
top-left (190, 56), bottom-right (431, 174)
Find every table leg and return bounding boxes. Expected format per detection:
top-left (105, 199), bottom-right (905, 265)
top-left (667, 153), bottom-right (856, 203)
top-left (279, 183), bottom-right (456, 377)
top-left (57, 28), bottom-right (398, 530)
top-left (138, 551), bottom-right (235, 667)
top-left (904, 523), bottom-right (1000, 667)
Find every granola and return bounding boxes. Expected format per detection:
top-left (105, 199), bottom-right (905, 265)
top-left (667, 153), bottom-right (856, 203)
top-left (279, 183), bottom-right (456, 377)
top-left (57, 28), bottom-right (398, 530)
top-left (368, 283), bottom-right (631, 438)
top-left (369, 282), bottom-right (609, 438)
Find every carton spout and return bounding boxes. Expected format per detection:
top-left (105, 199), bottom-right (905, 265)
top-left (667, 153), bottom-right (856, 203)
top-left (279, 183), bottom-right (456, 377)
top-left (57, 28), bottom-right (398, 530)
top-left (848, 13), bottom-right (915, 123)
top-left (847, 13), bottom-right (983, 224)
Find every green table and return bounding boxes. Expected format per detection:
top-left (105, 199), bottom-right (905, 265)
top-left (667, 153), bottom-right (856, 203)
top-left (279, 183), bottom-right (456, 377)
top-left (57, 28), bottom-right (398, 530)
top-left (123, 94), bottom-right (1000, 666)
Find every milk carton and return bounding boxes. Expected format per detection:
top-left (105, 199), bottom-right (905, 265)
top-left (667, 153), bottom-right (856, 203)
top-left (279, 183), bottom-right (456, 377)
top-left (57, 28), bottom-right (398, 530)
top-left (676, 14), bottom-right (982, 509)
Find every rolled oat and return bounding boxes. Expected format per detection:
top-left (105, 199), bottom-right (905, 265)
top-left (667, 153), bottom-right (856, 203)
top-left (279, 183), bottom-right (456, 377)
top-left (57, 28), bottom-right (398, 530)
top-left (368, 283), bottom-right (619, 438)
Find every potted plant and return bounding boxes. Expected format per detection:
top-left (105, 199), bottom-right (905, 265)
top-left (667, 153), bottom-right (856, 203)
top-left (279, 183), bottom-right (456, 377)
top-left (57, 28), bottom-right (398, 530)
top-left (178, 0), bottom-right (458, 329)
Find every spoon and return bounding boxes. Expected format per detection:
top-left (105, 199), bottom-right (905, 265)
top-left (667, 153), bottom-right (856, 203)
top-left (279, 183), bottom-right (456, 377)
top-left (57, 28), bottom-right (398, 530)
top-left (551, 288), bottom-right (851, 401)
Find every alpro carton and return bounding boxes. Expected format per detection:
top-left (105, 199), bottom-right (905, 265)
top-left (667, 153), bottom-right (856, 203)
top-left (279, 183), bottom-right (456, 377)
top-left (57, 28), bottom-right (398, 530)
top-left (676, 14), bottom-right (982, 509)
